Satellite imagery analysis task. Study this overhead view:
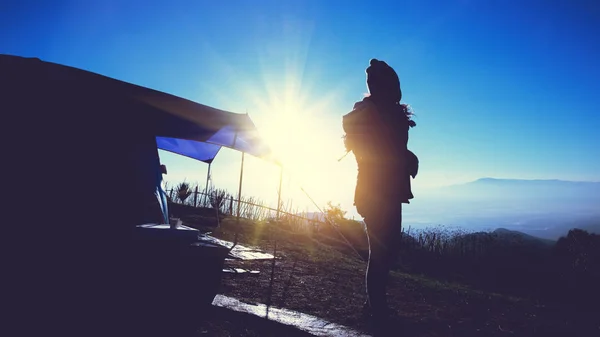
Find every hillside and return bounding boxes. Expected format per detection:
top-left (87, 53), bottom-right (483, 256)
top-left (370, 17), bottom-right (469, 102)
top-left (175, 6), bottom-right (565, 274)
top-left (196, 217), bottom-right (599, 337)
top-left (492, 228), bottom-right (556, 246)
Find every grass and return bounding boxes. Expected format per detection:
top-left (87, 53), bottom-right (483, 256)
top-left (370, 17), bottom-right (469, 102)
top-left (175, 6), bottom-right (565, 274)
top-left (184, 216), bottom-right (599, 337)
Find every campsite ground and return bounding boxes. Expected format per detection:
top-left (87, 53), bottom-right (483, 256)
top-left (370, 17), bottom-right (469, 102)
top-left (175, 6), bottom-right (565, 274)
top-left (191, 217), bottom-right (598, 337)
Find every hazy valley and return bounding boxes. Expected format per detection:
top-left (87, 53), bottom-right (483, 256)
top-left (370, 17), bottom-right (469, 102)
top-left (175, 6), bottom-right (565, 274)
top-left (401, 178), bottom-right (600, 240)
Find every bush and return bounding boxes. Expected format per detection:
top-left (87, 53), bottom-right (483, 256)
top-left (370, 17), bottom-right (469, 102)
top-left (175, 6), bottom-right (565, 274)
top-left (392, 225), bottom-right (599, 309)
top-left (553, 229), bottom-right (600, 308)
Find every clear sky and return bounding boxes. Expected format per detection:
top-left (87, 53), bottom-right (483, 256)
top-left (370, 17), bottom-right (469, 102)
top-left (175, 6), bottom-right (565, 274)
top-left (3, 0), bottom-right (599, 216)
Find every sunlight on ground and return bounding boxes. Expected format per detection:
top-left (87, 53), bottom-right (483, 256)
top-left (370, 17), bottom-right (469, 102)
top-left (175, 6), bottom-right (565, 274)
top-left (213, 295), bottom-right (370, 337)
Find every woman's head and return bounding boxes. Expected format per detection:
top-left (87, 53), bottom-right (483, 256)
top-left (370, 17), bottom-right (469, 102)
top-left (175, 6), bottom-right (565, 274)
top-left (365, 59), bottom-right (402, 103)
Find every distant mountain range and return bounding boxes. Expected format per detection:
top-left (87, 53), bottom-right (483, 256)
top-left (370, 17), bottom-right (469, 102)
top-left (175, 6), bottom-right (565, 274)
top-left (441, 178), bottom-right (600, 200)
top-left (404, 178), bottom-right (600, 240)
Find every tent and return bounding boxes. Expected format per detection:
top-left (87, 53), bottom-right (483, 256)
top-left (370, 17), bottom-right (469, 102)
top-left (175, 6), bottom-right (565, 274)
top-left (1, 54), bottom-right (274, 147)
top-left (1, 54), bottom-right (278, 225)
top-left (2, 53), bottom-right (280, 334)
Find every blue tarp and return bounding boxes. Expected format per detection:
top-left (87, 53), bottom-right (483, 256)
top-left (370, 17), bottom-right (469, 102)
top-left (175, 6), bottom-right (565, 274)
top-left (205, 121), bottom-right (274, 159)
top-left (157, 123), bottom-right (277, 165)
top-left (156, 137), bottom-right (221, 164)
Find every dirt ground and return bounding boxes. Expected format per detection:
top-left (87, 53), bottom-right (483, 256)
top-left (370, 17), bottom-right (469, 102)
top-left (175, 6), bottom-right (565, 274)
top-left (193, 217), bottom-right (598, 337)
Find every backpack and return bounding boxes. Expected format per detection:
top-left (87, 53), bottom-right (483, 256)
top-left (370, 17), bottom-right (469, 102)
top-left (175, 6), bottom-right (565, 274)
top-left (342, 99), bottom-right (419, 179)
top-left (407, 149), bottom-right (419, 178)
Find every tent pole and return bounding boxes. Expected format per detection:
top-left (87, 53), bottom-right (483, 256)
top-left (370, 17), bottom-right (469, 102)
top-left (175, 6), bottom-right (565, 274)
top-left (276, 165), bottom-right (283, 219)
top-left (204, 162), bottom-right (211, 207)
top-left (237, 152), bottom-right (245, 220)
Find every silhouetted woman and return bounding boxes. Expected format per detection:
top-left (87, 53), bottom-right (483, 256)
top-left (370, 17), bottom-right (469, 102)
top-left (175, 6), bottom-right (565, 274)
top-left (342, 59), bottom-right (417, 331)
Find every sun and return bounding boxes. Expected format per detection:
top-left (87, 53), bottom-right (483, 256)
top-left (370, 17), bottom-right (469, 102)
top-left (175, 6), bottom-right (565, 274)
top-left (258, 104), bottom-right (325, 178)
top-left (251, 91), bottom-right (361, 215)
top-left (195, 20), bottom-right (359, 213)
top-left (230, 66), bottom-right (360, 213)
top-left (250, 84), bottom-right (344, 181)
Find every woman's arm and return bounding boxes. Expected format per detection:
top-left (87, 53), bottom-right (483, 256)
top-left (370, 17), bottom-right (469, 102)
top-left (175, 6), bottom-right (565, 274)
top-left (342, 100), bottom-right (381, 159)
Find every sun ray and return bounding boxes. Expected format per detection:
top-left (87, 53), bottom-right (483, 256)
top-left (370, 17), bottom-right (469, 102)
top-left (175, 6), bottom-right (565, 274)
top-left (194, 18), bottom-right (359, 214)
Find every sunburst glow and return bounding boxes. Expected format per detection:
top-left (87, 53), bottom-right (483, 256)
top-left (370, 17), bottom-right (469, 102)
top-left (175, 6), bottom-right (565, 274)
top-left (257, 101), bottom-right (328, 177)
top-left (198, 19), bottom-right (360, 214)
top-left (248, 73), bottom-right (355, 211)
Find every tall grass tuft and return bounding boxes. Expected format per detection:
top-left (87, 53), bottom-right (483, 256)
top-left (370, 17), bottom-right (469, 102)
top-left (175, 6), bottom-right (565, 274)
top-left (175, 182), bottom-right (193, 205)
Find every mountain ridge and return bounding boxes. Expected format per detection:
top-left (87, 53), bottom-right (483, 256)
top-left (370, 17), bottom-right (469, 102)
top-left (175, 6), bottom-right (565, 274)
top-left (464, 177), bottom-right (600, 186)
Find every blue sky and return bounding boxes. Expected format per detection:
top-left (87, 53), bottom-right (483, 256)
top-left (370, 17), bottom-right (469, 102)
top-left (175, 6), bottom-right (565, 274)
top-left (3, 0), bottom-right (599, 215)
